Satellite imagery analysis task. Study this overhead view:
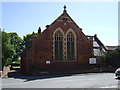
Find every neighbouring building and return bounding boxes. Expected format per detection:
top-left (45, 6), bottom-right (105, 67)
top-left (106, 46), bottom-right (118, 53)
top-left (21, 6), bottom-right (106, 75)
top-left (87, 35), bottom-right (107, 65)
top-left (87, 34), bottom-right (107, 57)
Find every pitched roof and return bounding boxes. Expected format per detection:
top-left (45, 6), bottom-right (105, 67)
top-left (47, 5), bottom-right (82, 30)
top-left (106, 46), bottom-right (117, 51)
top-left (86, 35), bottom-right (107, 51)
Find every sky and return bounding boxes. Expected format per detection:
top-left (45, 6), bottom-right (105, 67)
top-left (2, 2), bottom-right (118, 46)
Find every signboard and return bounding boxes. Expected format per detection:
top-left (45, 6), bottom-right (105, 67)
top-left (89, 58), bottom-right (96, 64)
top-left (46, 61), bottom-right (50, 64)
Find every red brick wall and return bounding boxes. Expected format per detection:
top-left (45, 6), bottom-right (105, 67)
top-left (31, 20), bottom-right (92, 71)
top-left (21, 12), bottom-right (93, 75)
top-left (21, 47), bottom-right (32, 75)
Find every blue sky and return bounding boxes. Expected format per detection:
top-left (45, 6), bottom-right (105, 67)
top-left (2, 2), bottom-right (118, 46)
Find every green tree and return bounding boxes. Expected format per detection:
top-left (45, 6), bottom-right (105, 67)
top-left (2, 30), bottom-right (38, 67)
top-left (2, 31), bottom-right (14, 66)
top-left (23, 34), bottom-right (32, 49)
top-left (105, 46), bottom-right (120, 67)
top-left (116, 46), bottom-right (120, 52)
top-left (22, 32), bottom-right (38, 49)
top-left (8, 32), bottom-right (23, 62)
top-left (2, 31), bottom-right (23, 67)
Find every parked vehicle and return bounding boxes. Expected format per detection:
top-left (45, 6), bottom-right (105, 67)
top-left (115, 68), bottom-right (120, 78)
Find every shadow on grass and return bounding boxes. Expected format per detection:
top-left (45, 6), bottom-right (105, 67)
top-left (7, 69), bottom-right (73, 82)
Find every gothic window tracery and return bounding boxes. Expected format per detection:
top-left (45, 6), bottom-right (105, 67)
top-left (54, 30), bottom-right (63, 60)
top-left (53, 28), bottom-right (76, 61)
top-left (67, 32), bottom-right (75, 60)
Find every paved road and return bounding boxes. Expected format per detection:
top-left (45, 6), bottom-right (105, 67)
top-left (1, 72), bottom-right (120, 88)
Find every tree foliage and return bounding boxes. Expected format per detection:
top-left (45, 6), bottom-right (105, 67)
top-left (23, 34), bottom-right (32, 49)
top-left (105, 46), bottom-right (120, 67)
top-left (22, 32), bottom-right (38, 49)
top-left (9, 32), bottom-right (24, 61)
top-left (2, 31), bottom-right (23, 67)
top-left (2, 30), bottom-right (37, 67)
top-left (2, 31), bottom-right (14, 66)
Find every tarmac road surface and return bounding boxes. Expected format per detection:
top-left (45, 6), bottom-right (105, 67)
top-left (1, 72), bottom-right (120, 88)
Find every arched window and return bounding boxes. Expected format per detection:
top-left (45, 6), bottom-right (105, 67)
top-left (54, 31), bottom-right (63, 60)
top-left (67, 32), bottom-right (75, 60)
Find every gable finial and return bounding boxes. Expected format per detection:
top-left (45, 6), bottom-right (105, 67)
top-left (63, 5), bottom-right (67, 12)
top-left (64, 5), bottom-right (66, 10)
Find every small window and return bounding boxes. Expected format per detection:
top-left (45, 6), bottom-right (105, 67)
top-left (63, 18), bottom-right (68, 21)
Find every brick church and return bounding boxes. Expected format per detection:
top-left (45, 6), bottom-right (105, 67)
top-left (21, 6), bottom-right (93, 75)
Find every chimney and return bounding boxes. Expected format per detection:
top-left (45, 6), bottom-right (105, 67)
top-left (80, 28), bottom-right (82, 30)
top-left (46, 25), bottom-right (49, 29)
top-left (38, 27), bottom-right (41, 34)
top-left (94, 34), bottom-right (97, 37)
